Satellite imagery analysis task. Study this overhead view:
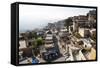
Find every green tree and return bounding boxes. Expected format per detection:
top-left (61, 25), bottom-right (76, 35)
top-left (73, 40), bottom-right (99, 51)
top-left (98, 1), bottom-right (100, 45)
top-left (32, 37), bottom-right (44, 56)
top-left (32, 37), bottom-right (44, 48)
top-left (36, 37), bottom-right (44, 46)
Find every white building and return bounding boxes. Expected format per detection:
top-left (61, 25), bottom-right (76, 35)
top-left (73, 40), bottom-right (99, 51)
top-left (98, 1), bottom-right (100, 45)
top-left (90, 29), bottom-right (96, 35)
top-left (73, 21), bottom-right (78, 32)
top-left (69, 25), bottom-right (73, 33)
top-left (59, 27), bottom-right (69, 37)
top-left (88, 10), bottom-right (96, 22)
top-left (45, 34), bottom-right (54, 49)
top-left (78, 28), bottom-right (90, 38)
top-left (19, 40), bottom-right (27, 49)
top-left (80, 39), bottom-right (92, 49)
top-left (45, 34), bottom-right (53, 44)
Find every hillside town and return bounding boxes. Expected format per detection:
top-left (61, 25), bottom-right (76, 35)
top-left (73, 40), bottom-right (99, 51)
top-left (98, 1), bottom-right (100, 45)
top-left (19, 10), bottom-right (96, 64)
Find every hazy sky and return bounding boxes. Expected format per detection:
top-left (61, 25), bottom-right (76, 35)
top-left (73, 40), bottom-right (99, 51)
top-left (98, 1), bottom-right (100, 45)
top-left (19, 4), bottom-right (95, 32)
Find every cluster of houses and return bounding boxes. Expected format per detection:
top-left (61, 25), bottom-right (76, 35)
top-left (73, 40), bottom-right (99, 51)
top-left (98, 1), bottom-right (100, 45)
top-left (67, 10), bottom-right (96, 38)
top-left (45, 10), bottom-right (96, 41)
top-left (67, 10), bottom-right (96, 60)
top-left (19, 29), bottom-right (58, 63)
top-left (46, 10), bottom-right (96, 61)
top-left (19, 10), bottom-right (96, 63)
